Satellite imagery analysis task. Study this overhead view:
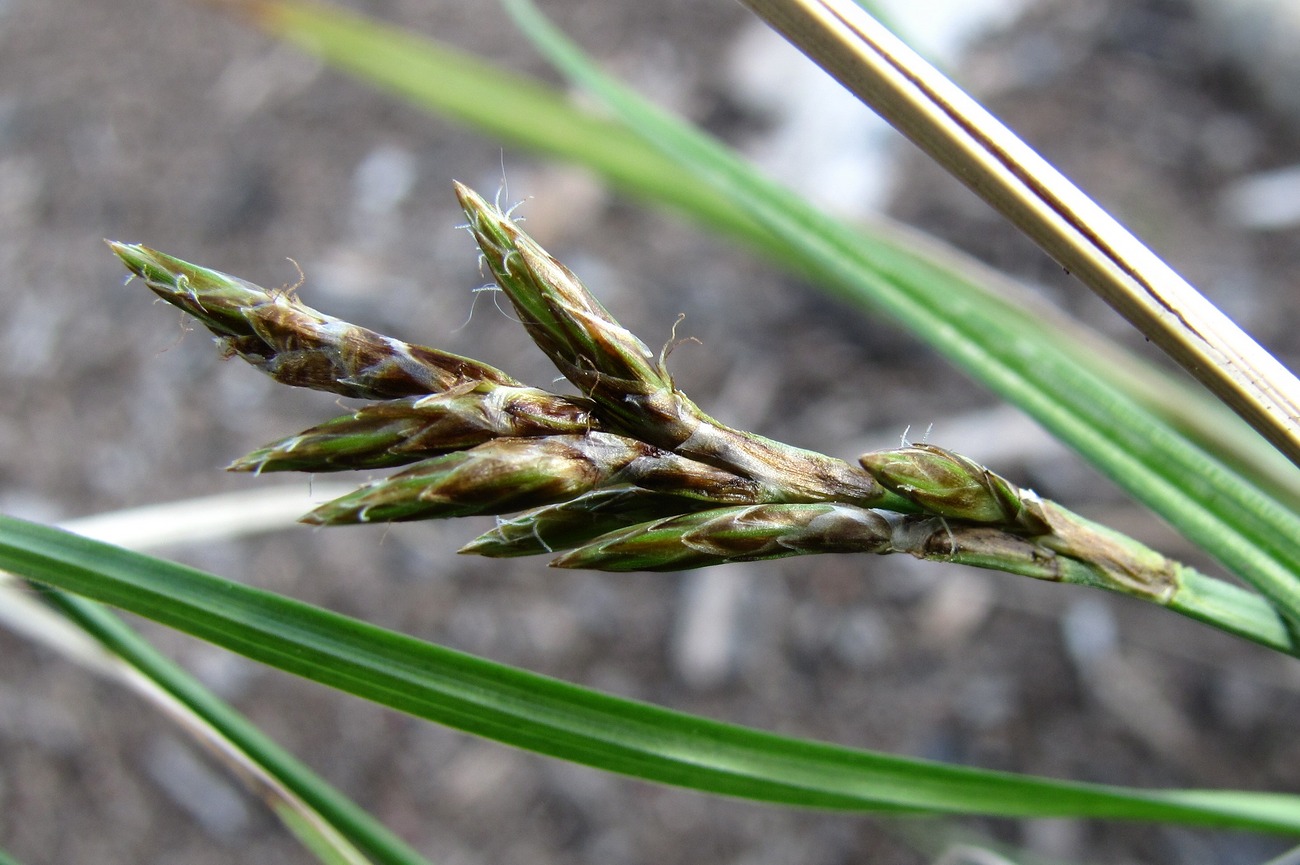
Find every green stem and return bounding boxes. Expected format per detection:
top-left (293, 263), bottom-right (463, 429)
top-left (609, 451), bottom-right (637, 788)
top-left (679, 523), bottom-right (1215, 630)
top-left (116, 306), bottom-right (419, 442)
top-left (548, 501), bottom-right (1297, 656)
top-left (1167, 569), bottom-right (1298, 653)
top-left (1039, 556), bottom-right (1295, 656)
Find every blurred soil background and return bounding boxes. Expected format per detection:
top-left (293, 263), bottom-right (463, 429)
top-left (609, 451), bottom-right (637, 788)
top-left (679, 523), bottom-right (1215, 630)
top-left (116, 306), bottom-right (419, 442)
top-left (3, 0), bottom-right (1300, 863)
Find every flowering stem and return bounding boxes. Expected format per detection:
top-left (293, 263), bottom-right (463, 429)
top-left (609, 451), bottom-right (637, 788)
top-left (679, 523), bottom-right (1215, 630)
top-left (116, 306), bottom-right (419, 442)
top-left (110, 182), bottom-right (1299, 658)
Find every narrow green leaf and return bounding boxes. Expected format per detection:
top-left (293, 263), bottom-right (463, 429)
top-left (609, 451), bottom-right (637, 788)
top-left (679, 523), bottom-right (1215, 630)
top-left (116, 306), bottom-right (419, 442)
top-left (3, 515), bottom-right (1299, 832)
top-left (36, 588), bottom-right (433, 865)
top-left (251, 0), bottom-right (764, 245)
top-left (500, 0), bottom-right (1300, 628)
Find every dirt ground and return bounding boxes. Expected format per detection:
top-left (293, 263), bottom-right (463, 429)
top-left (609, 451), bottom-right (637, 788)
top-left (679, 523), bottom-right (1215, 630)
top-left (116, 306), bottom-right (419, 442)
top-left (2, 0), bottom-right (1299, 863)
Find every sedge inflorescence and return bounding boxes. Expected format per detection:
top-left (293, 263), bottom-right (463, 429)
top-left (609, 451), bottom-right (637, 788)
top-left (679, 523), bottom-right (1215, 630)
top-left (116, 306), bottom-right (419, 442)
top-left (109, 184), bottom-right (1096, 577)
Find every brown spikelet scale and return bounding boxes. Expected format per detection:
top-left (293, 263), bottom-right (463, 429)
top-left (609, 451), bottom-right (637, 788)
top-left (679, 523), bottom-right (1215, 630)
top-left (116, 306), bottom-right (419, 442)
top-left (110, 241), bottom-right (517, 399)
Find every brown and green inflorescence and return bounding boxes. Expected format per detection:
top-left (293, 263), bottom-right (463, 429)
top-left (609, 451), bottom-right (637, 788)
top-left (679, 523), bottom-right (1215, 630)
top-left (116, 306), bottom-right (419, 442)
top-left (109, 184), bottom-right (1191, 607)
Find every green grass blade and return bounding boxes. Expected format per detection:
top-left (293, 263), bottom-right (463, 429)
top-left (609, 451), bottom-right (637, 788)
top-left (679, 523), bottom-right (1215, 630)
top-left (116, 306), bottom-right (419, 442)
top-left (3, 515), bottom-right (1299, 832)
top-left (250, 0), bottom-right (763, 245)
top-left (500, 0), bottom-right (1300, 628)
top-left (33, 587), bottom-right (432, 865)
